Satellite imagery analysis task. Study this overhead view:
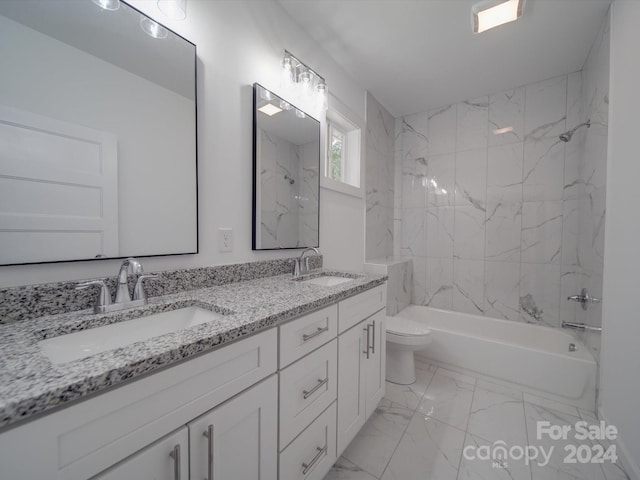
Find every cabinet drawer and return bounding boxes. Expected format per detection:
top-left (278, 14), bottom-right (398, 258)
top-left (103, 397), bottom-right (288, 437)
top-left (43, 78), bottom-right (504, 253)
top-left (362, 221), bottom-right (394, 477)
top-left (279, 339), bottom-right (337, 450)
top-left (279, 402), bottom-right (337, 480)
top-left (338, 284), bottom-right (386, 333)
top-left (94, 427), bottom-right (188, 480)
top-left (279, 304), bottom-right (337, 368)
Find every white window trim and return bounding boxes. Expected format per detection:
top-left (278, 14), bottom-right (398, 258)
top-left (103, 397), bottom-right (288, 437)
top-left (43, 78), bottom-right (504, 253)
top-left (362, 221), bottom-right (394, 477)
top-left (321, 93), bottom-right (364, 199)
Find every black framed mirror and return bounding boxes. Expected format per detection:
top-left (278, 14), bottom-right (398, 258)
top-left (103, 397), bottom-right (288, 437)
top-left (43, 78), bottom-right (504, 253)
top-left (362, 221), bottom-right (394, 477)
top-left (0, 0), bottom-right (198, 266)
top-left (252, 83), bottom-right (320, 250)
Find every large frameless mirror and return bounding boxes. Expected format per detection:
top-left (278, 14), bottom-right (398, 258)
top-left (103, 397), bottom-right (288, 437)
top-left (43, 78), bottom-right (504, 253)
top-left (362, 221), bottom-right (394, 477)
top-left (252, 83), bottom-right (320, 250)
top-left (0, 0), bottom-right (197, 265)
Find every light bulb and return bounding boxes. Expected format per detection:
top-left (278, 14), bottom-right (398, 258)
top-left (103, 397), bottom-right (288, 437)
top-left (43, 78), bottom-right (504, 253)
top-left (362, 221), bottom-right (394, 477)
top-left (295, 109), bottom-right (306, 119)
top-left (92, 0), bottom-right (120, 11)
top-left (140, 17), bottom-right (168, 39)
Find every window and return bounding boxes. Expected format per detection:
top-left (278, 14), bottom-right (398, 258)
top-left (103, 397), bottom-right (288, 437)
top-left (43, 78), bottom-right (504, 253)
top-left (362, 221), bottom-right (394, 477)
top-left (323, 97), bottom-right (363, 197)
top-left (328, 122), bottom-right (347, 182)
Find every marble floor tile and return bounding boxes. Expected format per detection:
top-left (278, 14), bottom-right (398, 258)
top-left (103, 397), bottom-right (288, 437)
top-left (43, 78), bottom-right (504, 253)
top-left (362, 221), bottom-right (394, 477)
top-left (524, 403), bottom-right (607, 480)
top-left (457, 431), bottom-right (532, 480)
top-left (523, 392), bottom-right (580, 417)
top-left (323, 457), bottom-right (378, 480)
top-left (417, 372), bottom-right (474, 430)
top-left (380, 415), bottom-right (465, 480)
top-left (341, 404), bottom-right (413, 478)
top-left (467, 387), bottom-right (528, 446)
top-left (434, 367), bottom-right (477, 386)
top-left (383, 362), bottom-right (435, 411)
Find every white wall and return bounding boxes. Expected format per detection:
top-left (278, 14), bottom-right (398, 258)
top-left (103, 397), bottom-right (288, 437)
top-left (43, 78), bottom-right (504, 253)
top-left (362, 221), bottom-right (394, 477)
top-left (0, 0), bottom-right (367, 287)
top-left (600, 2), bottom-right (640, 478)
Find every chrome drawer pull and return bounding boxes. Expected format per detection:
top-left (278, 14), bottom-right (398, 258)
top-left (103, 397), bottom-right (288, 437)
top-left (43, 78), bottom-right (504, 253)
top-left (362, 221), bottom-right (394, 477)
top-left (203, 425), bottom-right (214, 480)
top-left (301, 445), bottom-right (327, 475)
top-left (303, 377), bottom-right (328, 399)
top-left (302, 325), bottom-right (329, 342)
top-left (169, 444), bottom-right (181, 480)
top-left (363, 325), bottom-right (371, 359)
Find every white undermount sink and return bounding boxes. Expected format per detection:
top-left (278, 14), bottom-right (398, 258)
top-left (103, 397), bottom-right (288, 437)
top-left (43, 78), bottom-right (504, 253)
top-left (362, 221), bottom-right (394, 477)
top-left (39, 306), bottom-right (226, 365)
top-left (299, 275), bottom-right (355, 287)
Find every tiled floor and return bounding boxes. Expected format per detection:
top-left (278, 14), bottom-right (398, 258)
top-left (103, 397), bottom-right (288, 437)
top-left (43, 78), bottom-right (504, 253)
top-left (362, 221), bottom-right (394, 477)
top-left (324, 361), bottom-right (630, 480)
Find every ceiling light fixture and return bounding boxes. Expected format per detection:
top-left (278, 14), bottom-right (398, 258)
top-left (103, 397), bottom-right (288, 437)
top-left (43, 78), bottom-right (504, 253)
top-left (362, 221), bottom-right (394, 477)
top-left (472, 0), bottom-right (525, 34)
top-left (157, 0), bottom-right (187, 21)
top-left (92, 0), bottom-right (120, 11)
top-left (258, 104), bottom-right (283, 116)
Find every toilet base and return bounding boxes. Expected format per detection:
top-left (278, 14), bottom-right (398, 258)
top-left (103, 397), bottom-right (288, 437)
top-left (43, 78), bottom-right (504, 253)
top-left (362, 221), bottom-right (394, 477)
top-left (386, 348), bottom-right (417, 385)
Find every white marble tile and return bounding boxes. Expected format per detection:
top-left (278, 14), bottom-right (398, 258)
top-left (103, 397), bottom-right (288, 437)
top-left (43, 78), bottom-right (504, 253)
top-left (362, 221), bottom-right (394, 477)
top-left (417, 372), bottom-right (475, 430)
top-left (521, 201), bottom-right (563, 265)
top-left (425, 257), bottom-right (454, 309)
top-left (475, 379), bottom-right (524, 399)
top-left (455, 148), bottom-right (487, 210)
top-left (342, 404), bottom-right (414, 478)
top-left (485, 200), bottom-right (522, 263)
top-left (487, 143), bottom-right (524, 204)
top-left (559, 267), bottom-right (581, 325)
top-left (434, 367), bottom-right (477, 386)
top-left (428, 104), bottom-right (456, 155)
top-left (426, 153), bottom-right (455, 207)
top-left (519, 263), bottom-right (561, 327)
top-left (401, 114), bottom-right (428, 161)
top-left (457, 96), bottom-right (489, 151)
top-left (426, 207), bottom-right (454, 258)
top-left (458, 432), bottom-right (532, 480)
top-left (381, 416), bottom-right (465, 480)
top-left (484, 261), bottom-right (521, 322)
top-left (412, 256), bottom-right (427, 306)
top-left (467, 387), bottom-right (527, 446)
top-left (383, 362), bottom-right (435, 411)
top-left (566, 71), bottom-right (583, 133)
top-left (324, 457), bottom-right (378, 480)
top-left (523, 137), bottom-right (565, 202)
top-left (524, 403), bottom-right (607, 480)
top-left (454, 206), bottom-right (486, 260)
top-left (400, 208), bottom-right (426, 258)
top-left (401, 157), bottom-right (427, 209)
top-left (561, 199), bottom-right (580, 267)
top-left (525, 75), bottom-right (567, 142)
top-left (385, 261), bottom-right (412, 315)
top-left (489, 87), bottom-right (525, 147)
top-left (453, 258), bottom-right (485, 315)
top-left (522, 393), bottom-right (580, 417)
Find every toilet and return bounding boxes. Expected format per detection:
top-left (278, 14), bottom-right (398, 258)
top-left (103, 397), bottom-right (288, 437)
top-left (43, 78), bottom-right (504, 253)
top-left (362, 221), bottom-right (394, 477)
top-left (385, 315), bottom-right (432, 385)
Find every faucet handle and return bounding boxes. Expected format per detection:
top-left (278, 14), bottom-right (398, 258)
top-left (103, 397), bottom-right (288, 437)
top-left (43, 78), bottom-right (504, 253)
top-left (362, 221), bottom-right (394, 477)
top-left (76, 280), bottom-right (112, 310)
top-left (133, 274), bottom-right (158, 302)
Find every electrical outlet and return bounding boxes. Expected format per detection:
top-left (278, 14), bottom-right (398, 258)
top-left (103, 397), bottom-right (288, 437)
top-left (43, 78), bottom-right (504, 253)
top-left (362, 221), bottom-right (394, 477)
top-left (219, 228), bottom-right (232, 252)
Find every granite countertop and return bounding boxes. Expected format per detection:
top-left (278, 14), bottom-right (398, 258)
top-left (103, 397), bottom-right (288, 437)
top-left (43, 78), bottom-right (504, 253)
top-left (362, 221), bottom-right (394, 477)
top-left (0, 270), bottom-right (386, 430)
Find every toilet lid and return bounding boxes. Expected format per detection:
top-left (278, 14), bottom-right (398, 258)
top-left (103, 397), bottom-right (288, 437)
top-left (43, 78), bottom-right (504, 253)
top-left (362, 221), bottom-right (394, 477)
top-left (386, 316), bottom-right (431, 336)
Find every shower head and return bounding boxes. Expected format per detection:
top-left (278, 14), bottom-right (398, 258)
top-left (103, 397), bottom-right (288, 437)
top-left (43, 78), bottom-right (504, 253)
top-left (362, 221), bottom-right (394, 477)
top-left (559, 120), bottom-right (591, 142)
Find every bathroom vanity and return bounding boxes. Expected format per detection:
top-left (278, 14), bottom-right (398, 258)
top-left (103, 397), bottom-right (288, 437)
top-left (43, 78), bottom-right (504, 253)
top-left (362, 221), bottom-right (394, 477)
top-left (0, 271), bottom-right (386, 480)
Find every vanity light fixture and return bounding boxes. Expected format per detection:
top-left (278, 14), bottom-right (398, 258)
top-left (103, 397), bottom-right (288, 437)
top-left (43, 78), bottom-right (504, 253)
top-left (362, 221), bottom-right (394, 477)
top-left (157, 0), bottom-right (186, 20)
top-left (472, 0), bottom-right (525, 33)
top-left (92, 0), bottom-right (120, 11)
top-left (281, 50), bottom-right (327, 109)
top-left (140, 17), bottom-right (168, 39)
top-left (493, 126), bottom-right (514, 135)
top-left (258, 103), bottom-right (283, 116)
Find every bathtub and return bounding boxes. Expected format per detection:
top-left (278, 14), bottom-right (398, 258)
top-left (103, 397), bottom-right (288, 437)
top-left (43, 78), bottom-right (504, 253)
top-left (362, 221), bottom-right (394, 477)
top-left (396, 305), bottom-right (597, 411)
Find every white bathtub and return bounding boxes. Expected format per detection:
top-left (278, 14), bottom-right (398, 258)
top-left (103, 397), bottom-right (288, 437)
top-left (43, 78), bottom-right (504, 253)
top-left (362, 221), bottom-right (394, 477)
top-left (396, 305), bottom-right (597, 411)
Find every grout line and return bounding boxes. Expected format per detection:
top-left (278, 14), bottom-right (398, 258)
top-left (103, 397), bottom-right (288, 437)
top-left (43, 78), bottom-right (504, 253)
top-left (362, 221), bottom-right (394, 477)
top-left (454, 370), bottom-right (479, 480)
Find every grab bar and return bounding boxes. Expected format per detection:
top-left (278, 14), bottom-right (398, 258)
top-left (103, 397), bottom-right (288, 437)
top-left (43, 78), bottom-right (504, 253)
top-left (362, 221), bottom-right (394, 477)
top-left (562, 321), bottom-right (602, 333)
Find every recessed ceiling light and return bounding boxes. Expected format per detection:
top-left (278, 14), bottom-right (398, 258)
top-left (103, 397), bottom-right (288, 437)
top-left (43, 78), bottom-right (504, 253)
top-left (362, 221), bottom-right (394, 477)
top-left (472, 0), bottom-right (525, 34)
top-left (493, 126), bottom-right (514, 135)
top-left (258, 104), bottom-right (282, 116)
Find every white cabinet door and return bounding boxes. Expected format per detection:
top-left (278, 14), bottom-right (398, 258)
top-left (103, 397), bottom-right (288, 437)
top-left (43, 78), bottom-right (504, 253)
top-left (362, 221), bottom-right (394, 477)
top-left (189, 376), bottom-right (278, 480)
top-left (336, 318), bottom-right (367, 455)
top-left (364, 310), bottom-right (386, 419)
top-left (94, 427), bottom-right (188, 480)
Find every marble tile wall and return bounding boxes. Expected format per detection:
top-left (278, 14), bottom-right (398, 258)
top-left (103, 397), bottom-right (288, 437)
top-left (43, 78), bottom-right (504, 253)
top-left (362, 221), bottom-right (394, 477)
top-left (364, 257), bottom-right (412, 315)
top-left (366, 92), bottom-right (395, 260)
top-left (396, 69), bottom-right (600, 330)
top-left (575, 13), bottom-right (610, 365)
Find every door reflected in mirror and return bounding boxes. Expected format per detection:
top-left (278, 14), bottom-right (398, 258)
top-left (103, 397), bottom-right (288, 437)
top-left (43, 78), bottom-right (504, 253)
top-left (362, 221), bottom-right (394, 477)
top-left (0, 0), bottom-right (197, 266)
top-left (252, 84), bottom-right (320, 250)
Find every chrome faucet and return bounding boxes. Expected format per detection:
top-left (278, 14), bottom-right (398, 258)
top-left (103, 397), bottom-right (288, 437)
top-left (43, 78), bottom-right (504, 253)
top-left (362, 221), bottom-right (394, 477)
top-left (293, 247), bottom-right (321, 278)
top-left (76, 257), bottom-right (157, 314)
